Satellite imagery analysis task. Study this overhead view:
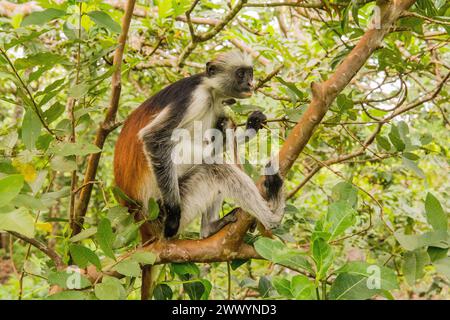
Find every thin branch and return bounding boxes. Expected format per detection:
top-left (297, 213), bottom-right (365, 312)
top-left (8, 232), bottom-right (64, 270)
top-left (73, 0), bottom-right (136, 235)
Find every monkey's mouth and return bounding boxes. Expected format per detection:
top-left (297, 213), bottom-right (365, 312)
top-left (241, 90), bottom-right (253, 97)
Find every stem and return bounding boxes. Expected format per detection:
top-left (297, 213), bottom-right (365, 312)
top-left (321, 280), bottom-right (327, 300)
top-left (68, 1), bottom-right (82, 235)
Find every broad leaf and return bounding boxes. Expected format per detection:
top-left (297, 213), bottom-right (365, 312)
top-left (69, 244), bottom-right (101, 270)
top-left (96, 218), bottom-right (116, 260)
top-left (425, 193), bottom-right (447, 231)
top-left (87, 11), bottom-right (121, 33)
top-left (326, 201), bottom-right (357, 240)
top-left (48, 142), bottom-right (101, 156)
top-left (312, 238), bottom-right (333, 280)
top-left (113, 260), bottom-right (141, 277)
top-left (0, 209), bottom-right (35, 238)
top-left (22, 110), bottom-right (42, 150)
top-left (147, 198), bottom-right (160, 221)
top-left (21, 8), bottom-right (66, 26)
top-left (0, 174), bottom-right (24, 205)
top-left (403, 249), bottom-right (430, 285)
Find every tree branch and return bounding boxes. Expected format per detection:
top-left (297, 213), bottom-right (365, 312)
top-left (8, 231), bottom-right (65, 270)
top-left (72, 0), bottom-right (136, 235)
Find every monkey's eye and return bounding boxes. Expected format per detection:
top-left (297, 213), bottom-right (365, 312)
top-left (236, 69), bottom-right (245, 79)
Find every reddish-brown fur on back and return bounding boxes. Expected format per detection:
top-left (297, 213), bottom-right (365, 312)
top-left (114, 103), bottom-right (157, 203)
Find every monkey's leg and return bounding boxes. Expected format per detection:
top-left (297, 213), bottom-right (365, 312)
top-left (200, 194), bottom-right (238, 238)
top-left (179, 164), bottom-right (282, 231)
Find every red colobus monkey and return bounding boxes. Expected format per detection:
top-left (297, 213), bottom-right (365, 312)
top-left (114, 51), bottom-right (284, 238)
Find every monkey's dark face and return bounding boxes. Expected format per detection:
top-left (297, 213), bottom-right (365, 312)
top-left (206, 63), bottom-right (254, 99)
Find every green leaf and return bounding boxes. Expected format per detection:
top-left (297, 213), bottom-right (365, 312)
top-left (69, 244), bottom-right (101, 270)
top-left (43, 102), bottom-right (65, 124)
top-left (376, 135), bottom-right (392, 151)
top-left (50, 156), bottom-right (77, 172)
top-left (113, 260), bottom-right (141, 277)
top-left (331, 261), bottom-right (399, 300)
top-left (312, 238), bottom-right (334, 280)
top-left (291, 275), bottom-right (316, 300)
top-left (434, 257), bottom-right (450, 280)
top-left (147, 198), bottom-right (160, 221)
top-left (63, 21), bottom-right (77, 40)
top-left (183, 280), bottom-right (211, 300)
top-left (131, 251), bottom-right (157, 265)
top-left (258, 276), bottom-right (273, 298)
top-left (70, 227), bottom-right (97, 242)
top-left (48, 271), bottom-right (91, 289)
top-left (389, 125), bottom-right (405, 151)
top-left (336, 261), bottom-right (398, 290)
top-left (158, 0), bottom-right (173, 18)
top-left (96, 218), bottom-right (116, 260)
top-left (402, 157), bottom-right (425, 179)
top-left (0, 209), bottom-right (35, 238)
top-left (331, 182), bottom-right (358, 207)
top-left (276, 77), bottom-right (304, 102)
top-left (272, 277), bottom-right (293, 298)
top-left (48, 142), bottom-right (101, 156)
top-left (14, 52), bottom-right (66, 71)
top-left (403, 249), bottom-right (430, 285)
top-left (10, 194), bottom-right (46, 210)
top-left (68, 83), bottom-right (90, 98)
top-left (87, 11), bottom-right (121, 33)
top-left (326, 201), bottom-right (357, 240)
top-left (0, 174), bottom-right (24, 205)
top-left (22, 109), bottom-right (42, 150)
top-left (427, 247), bottom-right (448, 262)
top-left (172, 262), bottom-right (200, 277)
top-left (94, 280), bottom-right (124, 300)
top-left (336, 94), bottom-right (354, 112)
top-left (329, 273), bottom-right (372, 300)
top-left (254, 237), bottom-right (313, 273)
top-left (394, 230), bottom-right (449, 251)
top-left (21, 8), bottom-right (66, 26)
top-left (425, 193), bottom-right (447, 231)
top-left (154, 283), bottom-right (173, 300)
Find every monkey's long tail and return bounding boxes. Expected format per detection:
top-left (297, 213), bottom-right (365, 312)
top-left (141, 265), bottom-right (161, 300)
top-left (130, 204), bottom-right (162, 300)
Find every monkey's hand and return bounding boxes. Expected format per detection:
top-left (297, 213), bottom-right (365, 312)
top-left (246, 110), bottom-right (267, 132)
top-left (163, 204), bottom-right (181, 238)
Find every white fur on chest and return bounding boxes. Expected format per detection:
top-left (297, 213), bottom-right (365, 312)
top-left (176, 85), bottom-right (223, 176)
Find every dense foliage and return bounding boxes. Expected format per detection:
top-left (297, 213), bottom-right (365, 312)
top-left (0, 0), bottom-right (448, 300)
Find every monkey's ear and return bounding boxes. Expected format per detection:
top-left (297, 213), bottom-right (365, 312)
top-left (206, 62), bottom-right (216, 77)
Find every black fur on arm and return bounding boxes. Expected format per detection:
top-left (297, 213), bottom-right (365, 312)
top-left (142, 112), bottom-right (183, 237)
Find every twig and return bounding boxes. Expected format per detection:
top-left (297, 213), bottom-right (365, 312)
top-left (73, 0), bottom-right (136, 235)
top-left (8, 232), bottom-right (64, 270)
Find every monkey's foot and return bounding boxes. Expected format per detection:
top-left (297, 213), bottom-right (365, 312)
top-left (163, 205), bottom-right (181, 238)
top-left (263, 172), bottom-right (283, 199)
top-left (201, 208), bottom-right (238, 238)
